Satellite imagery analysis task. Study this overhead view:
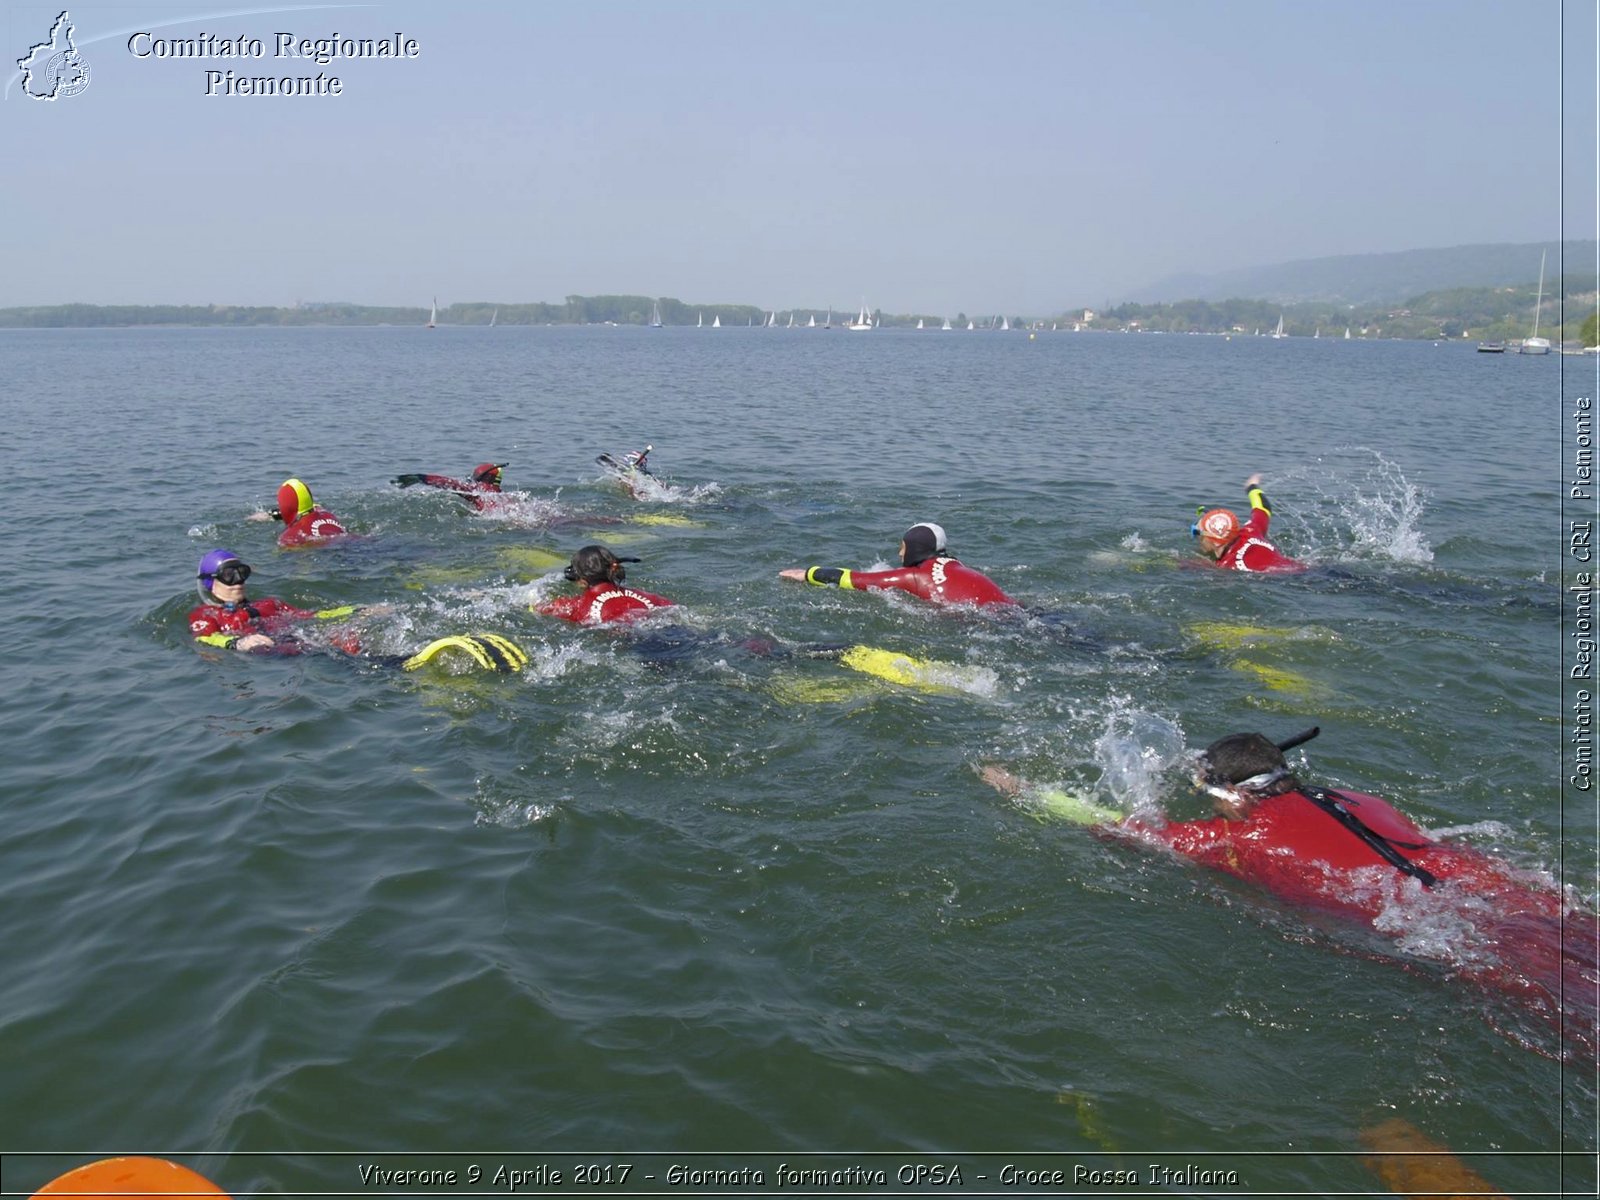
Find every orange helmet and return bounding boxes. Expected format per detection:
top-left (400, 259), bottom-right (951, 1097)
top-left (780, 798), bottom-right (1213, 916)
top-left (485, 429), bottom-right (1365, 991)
top-left (1194, 508), bottom-right (1240, 543)
top-left (275, 478), bottom-right (314, 524)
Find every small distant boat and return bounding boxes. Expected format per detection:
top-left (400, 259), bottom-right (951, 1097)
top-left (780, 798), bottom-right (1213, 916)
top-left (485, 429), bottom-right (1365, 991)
top-left (916, 318), bottom-right (924, 330)
top-left (1344, 327), bottom-right (1351, 339)
top-left (427, 298), bottom-right (437, 329)
top-left (823, 308), bottom-right (832, 329)
top-left (967, 319), bottom-right (975, 331)
top-left (787, 312), bottom-right (795, 328)
top-left (1000, 316), bottom-right (1010, 331)
top-left (1270, 314), bottom-right (1286, 339)
top-left (1477, 341), bottom-right (1506, 354)
top-left (807, 313), bottom-right (815, 328)
top-left (489, 308), bottom-right (497, 327)
top-left (1521, 250), bottom-right (1551, 354)
top-left (697, 312), bottom-right (703, 328)
top-left (650, 300), bottom-right (663, 328)
top-left (1313, 327), bottom-right (1320, 338)
top-left (848, 301), bottom-right (873, 332)
top-left (942, 317), bottom-right (952, 331)
top-left (765, 310), bottom-right (776, 328)
top-left (712, 315), bottom-right (720, 328)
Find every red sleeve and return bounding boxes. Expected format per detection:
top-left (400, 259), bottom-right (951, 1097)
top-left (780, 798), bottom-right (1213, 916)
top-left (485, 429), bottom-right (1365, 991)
top-left (537, 595), bottom-right (584, 622)
top-left (253, 597), bottom-right (315, 621)
top-left (188, 607), bottom-right (222, 638)
top-left (1242, 504), bottom-right (1270, 540)
top-left (844, 566), bottom-right (934, 600)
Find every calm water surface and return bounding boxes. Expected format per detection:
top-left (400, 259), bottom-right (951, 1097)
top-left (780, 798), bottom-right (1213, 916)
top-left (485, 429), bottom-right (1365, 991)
top-left (0, 327), bottom-right (1593, 1195)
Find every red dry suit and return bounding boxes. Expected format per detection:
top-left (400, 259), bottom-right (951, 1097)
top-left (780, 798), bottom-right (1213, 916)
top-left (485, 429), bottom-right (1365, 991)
top-left (538, 583), bottom-right (675, 626)
top-left (801, 556), bottom-right (1014, 607)
top-left (188, 597), bottom-right (316, 653)
top-left (404, 474), bottom-right (503, 512)
top-left (1122, 788), bottom-right (1598, 1055)
top-left (278, 508), bottom-right (350, 548)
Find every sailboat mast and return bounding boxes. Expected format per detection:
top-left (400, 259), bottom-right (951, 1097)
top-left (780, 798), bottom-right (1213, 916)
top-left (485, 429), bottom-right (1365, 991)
top-left (1532, 249), bottom-right (1546, 339)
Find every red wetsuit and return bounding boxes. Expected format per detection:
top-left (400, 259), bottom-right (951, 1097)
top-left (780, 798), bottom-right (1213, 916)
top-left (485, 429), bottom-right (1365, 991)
top-left (538, 583), bottom-right (674, 626)
top-left (278, 508), bottom-right (350, 548)
top-left (408, 474), bottom-right (502, 512)
top-left (1213, 488), bottom-right (1305, 573)
top-left (188, 598), bottom-right (315, 652)
top-left (1122, 789), bottom-right (1597, 1054)
top-left (802, 556), bottom-right (1015, 607)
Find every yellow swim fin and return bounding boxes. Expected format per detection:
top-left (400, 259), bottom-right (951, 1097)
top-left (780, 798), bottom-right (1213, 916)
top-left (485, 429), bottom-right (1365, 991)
top-left (403, 633), bottom-right (529, 673)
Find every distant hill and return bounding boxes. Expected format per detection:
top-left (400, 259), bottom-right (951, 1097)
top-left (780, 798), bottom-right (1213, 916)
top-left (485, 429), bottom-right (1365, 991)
top-left (1125, 241), bottom-right (1597, 306)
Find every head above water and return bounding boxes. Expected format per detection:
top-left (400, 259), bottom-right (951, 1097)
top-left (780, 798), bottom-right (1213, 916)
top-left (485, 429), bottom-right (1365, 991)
top-left (1193, 507), bottom-right (1240, 554)
top-left (273, 478), bottom-right (314, 524)
top-left (473, 462), bottom-right (507, 486)
top-left (564, 544), bottom-right (642, 585)
top-left (900, 522), bottom-right (948, 567)
top-left (196, 548), bottom-right (251, 603)
top-left (1195, 730), bottom-right (1307, 815)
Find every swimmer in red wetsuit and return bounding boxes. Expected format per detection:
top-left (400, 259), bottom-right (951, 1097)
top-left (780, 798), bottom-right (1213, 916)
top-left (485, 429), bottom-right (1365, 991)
top-left (393, 462), bottom-right (506, 511)
top-left (271, 478), bottom-right (351, 547)
top-left (983, 728), bottom-right (1598, 1058)
top-left (1192, 474), bottom-right (1305, 573)
top-left (779, 522), bottom-right (1014, 607)
top-left (536, 544), bottom-right (674, 626)
top-left (187, 548), bottom-right (361, 654)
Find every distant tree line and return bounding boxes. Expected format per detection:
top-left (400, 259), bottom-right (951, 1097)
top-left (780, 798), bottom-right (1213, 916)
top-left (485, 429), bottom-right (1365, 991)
top-left (2, 285), bottom-right (1596, 343)
top-left (1093, 275), bottom-right (1598, 343)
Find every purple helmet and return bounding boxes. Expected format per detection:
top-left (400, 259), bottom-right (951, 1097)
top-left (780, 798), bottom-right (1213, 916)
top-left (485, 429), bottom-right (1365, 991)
top-left (196, 548), bottom-right (248, 601)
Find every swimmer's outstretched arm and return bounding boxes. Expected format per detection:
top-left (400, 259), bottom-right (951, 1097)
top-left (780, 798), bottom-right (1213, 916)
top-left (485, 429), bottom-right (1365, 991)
top-left (779, 566), bottom-right (853, 587)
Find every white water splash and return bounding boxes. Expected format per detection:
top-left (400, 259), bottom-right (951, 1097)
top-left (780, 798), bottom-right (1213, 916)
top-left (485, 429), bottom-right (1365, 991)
top-left (1090, 704), bottom-right (1189, 821)
top-left (1276, 447), bottom-right (1433, 564)
top-left (475, 490), bottom-right (577, 528)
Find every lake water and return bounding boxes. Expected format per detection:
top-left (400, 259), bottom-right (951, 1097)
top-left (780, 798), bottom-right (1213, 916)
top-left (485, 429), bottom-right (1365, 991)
top-left (0, 326), bottom-right (1593, 1196)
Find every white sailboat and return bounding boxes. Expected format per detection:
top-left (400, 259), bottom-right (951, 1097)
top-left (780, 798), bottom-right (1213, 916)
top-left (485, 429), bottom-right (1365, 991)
top-left (427, 297), bottom-right (437, 329)
top-left (1313, 327), bottom-right (1320, 338)
top-left (967, 320), bottom-right (975, 331)
top-left (697, 312), bottom-right (703, 328)
top-left (489, 308), bottom-right (497, 327)
top-left (1521, 250), bottom-right (1551, 354)
top-left (787, 312), bottom-right (795, 329)
top-left (848, 301), bottom-right (873, 331)
top-left (1000, 316), bottom-right (1010, 331)
top-left (916, 318), bottom-right (924, 330)
top-left (1344, 327), bottom-right (1351, 339)
top-left (1270, 314), bottom-right (1286, 339)
top-left (650, 300), bottom-right (663, 328)
top-left (807, 314), bottom-right (815, 328)
top-left (712, 315), bottom-right (720, 328)
top-left (942, 317), bottom-right (952, 331)
top-left (824, 308), bottom-right (832, 329)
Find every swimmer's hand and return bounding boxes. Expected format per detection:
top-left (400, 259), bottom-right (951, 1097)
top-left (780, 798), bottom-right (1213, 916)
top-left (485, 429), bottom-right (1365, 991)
top-left (245, 510), bottom-right (274, 523)
top-left (778, 568), bottom-right (807, 581)
top-left (235, 633), bottom-right (273, 651)
top-left (1244, 473), bottom-right (1262, 489)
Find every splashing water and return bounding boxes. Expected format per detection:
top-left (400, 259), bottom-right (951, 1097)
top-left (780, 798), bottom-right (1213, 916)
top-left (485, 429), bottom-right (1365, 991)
top-left (1275, 447), bottom-right (1433, 564)
top-left (1089, 704), bottom-right (1189, 820)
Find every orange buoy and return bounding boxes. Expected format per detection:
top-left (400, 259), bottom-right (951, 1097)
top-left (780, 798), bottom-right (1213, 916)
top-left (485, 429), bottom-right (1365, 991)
top-left (33, 1157), bottom-right (229, 1198)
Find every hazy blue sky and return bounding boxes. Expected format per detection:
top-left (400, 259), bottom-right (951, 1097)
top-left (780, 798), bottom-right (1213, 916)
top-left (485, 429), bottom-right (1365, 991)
top-left (4, 0), bottom-right (1595, 314)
